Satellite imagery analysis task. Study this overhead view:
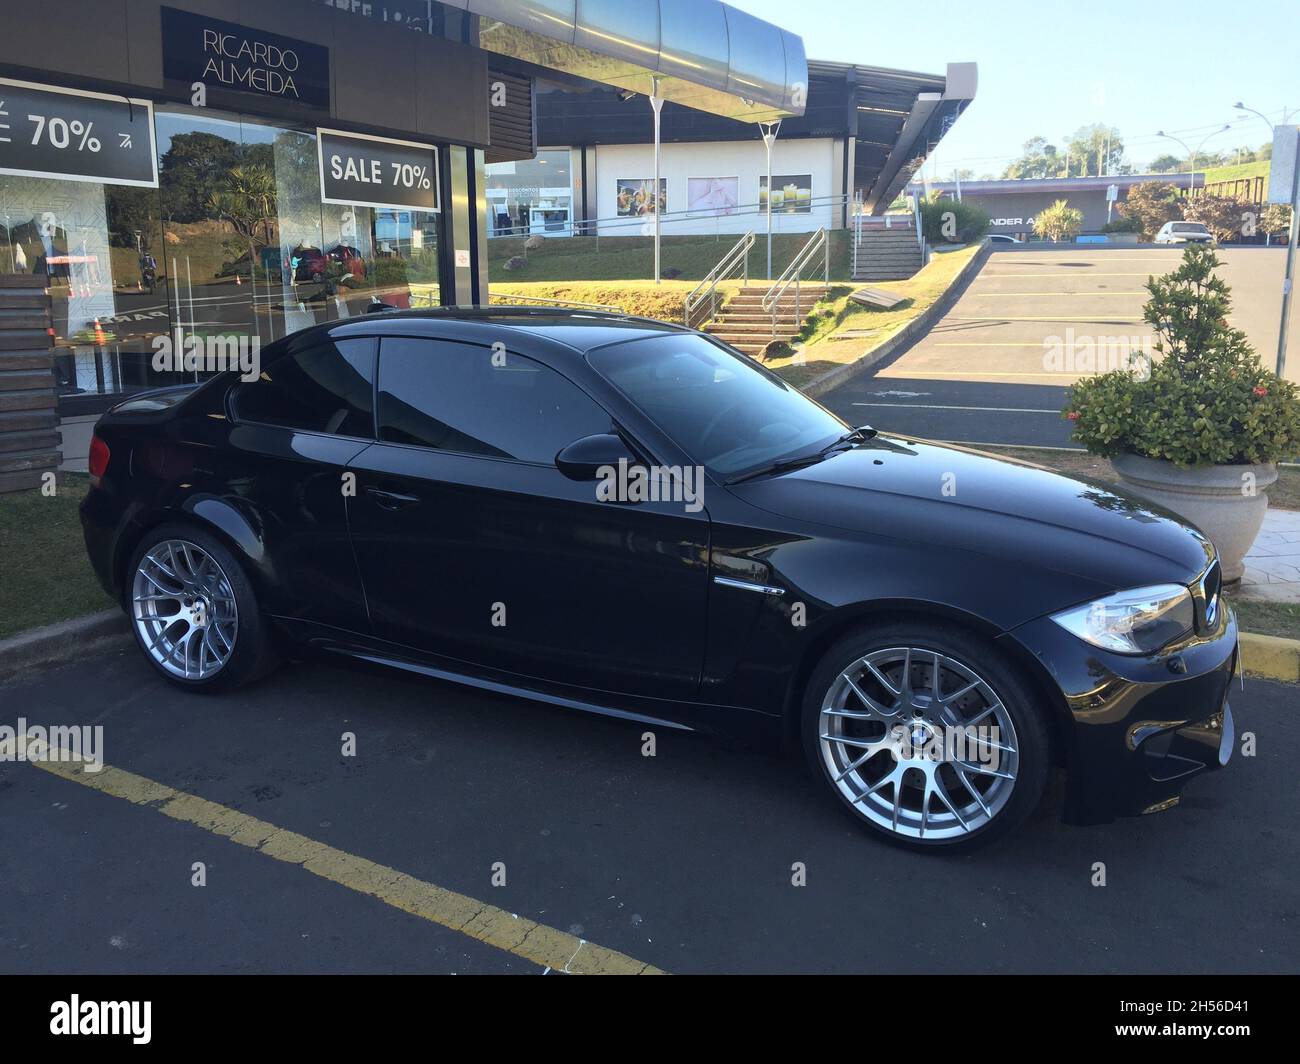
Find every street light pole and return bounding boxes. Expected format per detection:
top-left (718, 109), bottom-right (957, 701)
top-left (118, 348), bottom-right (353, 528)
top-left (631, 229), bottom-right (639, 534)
top-left (1234, 103), bottom-right (1299, 376)
top-left (1275, 130), bottom-right (1300, 378)
top-left (649, 76), bottom-right (664, 285)
top-left (1156, 124), bottom-right (1230, 197)
top-left (760, 121), bottom-right (780, 280)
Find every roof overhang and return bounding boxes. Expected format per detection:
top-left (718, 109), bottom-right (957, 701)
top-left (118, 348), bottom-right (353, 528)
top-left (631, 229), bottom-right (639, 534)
top-left (452, 0), bottom-right (807, 122)
top-left (860, 62), bottom-right (977, 213)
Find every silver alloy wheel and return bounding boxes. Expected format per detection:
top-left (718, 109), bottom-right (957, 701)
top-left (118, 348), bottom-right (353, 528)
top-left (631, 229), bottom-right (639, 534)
top-left (818, 647), bottom-right (1019, 841)
top-left (131, 540), bottom-right (239, 681)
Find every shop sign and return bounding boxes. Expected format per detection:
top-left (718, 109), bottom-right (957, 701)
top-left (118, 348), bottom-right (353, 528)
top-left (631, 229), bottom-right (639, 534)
top-left (161, 7), bottom-right (330, 111)
top-left (0, 78), bottom-right (157, 187)
top-left (317, 129), bottom-right (440, 213)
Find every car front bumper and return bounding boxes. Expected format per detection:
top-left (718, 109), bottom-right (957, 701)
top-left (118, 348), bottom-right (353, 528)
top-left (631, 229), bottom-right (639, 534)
top-left (1002, 608), bottom-right (1238, 825)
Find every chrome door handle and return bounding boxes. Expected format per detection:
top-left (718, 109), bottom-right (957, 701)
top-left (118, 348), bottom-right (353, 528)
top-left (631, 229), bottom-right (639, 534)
top-left (364, 486), bottom-right (420, 510)
top-left (713, 575), bottom-right (785, 596)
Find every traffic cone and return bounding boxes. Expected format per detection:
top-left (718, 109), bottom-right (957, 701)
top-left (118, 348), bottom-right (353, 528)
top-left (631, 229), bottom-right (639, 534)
top-left (94, 318), bottom-right (107, 345)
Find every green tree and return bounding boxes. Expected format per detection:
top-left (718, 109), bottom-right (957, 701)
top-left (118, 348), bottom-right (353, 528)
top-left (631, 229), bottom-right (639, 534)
top-left (1118, 181), bottom-right (1183, 240)
top-left (1066, 124), bottom-right (1124, 176)
top-left (1032, 199), bottom-right (1083, 242)
top-left (1182, 194), bottom-right (1250, 243)
top-left (1260, 203), bottom-right (1293, 239)
top-left (158, 131), bottom-right (244, 223)
top-left (1065, 244), bottom-right (1300, 465)
top-left (1148, 153), bottom-right (1184, 173)
top-left (1002, 136), bottom-right (1064, 179)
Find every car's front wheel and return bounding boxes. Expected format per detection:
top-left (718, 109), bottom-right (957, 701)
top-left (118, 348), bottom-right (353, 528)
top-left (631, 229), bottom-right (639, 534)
top-left (127, 525), bottom-right (279, 692)
top-left (802, 620), bottom-right (1049, 852)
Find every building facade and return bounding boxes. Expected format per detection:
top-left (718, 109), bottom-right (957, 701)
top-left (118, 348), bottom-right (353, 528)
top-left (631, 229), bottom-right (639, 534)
top-left (487, 61), bottom-right (977, 239)
top-left (910, 174), bottom-right (1201, 240)
top-left (0, 0), bottom-right (809, 440)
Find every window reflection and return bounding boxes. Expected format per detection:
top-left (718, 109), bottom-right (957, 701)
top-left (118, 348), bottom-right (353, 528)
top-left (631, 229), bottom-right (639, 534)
top-left (0, 108), bottom-right (443, 406)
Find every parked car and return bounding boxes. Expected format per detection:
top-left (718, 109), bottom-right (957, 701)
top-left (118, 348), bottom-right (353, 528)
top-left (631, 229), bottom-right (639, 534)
top-left (987, 234), bottom-right (1022, 245)
top-left (1155, 221), bottom-right (1215, 244)
top-left (80, 309), bottom-right (1237, 851)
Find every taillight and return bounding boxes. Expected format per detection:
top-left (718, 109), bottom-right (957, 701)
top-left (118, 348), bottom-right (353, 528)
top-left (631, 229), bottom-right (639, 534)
top-left (88, 435), bottom-right (111, 484)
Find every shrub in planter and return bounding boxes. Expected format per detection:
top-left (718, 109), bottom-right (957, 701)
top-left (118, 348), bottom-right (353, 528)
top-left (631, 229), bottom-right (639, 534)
top-left (1064, 243), bottom-right (1300, 580)
top-left (920, 196), bottom-right (989, 244)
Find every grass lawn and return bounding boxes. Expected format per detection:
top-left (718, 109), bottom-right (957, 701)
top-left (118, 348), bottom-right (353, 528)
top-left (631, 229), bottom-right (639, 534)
top-left (1228, 598), bottom-right (1300, 641)
top-left (767, 244), bottom-right (983, 389)
top-left (488, 278), bottom-right (734, 324)
top-left (0, 474), bottom-right (113, 640)
top-left (1199, 159), bottom-right (1269, 187)
top-left (489, 231), bottom-right (854, 284)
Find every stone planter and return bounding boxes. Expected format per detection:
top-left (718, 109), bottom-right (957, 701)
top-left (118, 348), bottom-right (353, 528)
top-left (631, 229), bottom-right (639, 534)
top-left (1111, 453), bottom-right (1277, 583)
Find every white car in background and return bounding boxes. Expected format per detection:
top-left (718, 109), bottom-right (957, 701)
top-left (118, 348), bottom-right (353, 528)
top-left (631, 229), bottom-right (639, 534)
top-left (1155, 221), bottom-right (1215, 245)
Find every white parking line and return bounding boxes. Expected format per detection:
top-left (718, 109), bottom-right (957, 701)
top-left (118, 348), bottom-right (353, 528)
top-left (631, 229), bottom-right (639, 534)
top-left (853, 403), bottom-right (1062, 413)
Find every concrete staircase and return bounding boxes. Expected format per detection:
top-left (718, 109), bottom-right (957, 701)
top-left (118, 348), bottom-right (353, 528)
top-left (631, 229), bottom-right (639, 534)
top-left (852, 227), bottom-right (923, 281)
top-left (705, 284), bottom-right (831, 357)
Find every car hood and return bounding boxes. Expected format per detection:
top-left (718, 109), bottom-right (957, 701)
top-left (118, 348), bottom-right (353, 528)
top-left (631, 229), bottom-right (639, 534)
top-left (728, 434), bottom-right (1215, 590)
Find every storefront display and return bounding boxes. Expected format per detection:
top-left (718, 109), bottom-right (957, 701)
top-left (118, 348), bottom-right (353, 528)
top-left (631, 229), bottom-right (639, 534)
top-left (0, 99), bottom-right (444, 408)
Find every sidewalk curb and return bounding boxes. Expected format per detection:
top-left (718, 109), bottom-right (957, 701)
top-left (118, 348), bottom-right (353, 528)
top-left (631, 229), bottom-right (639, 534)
top-left (1239, 632), bottom-right (1300, 683)
top-left (801, 240), bottom-right (993, 400)
top-left (0, 609), bottom-right (129, 681)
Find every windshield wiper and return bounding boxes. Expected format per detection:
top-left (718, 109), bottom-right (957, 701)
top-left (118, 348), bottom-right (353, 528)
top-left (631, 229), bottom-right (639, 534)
top-left (831, 424), bottom-right (878, 447)
top-left (727, 425), bottom-right (877, 485)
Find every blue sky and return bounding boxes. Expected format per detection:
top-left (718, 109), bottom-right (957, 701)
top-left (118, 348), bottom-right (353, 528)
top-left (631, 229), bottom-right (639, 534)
top-left (734, 0), bottom-right (1296, 175)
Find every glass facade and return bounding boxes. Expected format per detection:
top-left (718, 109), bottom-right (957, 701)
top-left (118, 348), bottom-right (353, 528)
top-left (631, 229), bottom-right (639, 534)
top-left (485, 150), bottom-right (573, 237)
top-left (0, 107), bottom-right (442, 407)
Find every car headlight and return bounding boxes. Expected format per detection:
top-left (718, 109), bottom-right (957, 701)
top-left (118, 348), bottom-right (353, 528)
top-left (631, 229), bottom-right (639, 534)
top-left (1051, 584), bottom-right (1194, 655)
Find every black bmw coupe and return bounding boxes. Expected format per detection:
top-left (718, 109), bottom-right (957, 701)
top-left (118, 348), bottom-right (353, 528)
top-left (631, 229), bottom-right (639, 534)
top-left (81, 308), bottom-right (1237, 851)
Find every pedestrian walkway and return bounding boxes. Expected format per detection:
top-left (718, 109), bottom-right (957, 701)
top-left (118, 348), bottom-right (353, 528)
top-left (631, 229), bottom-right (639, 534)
top-left (1241, 508), bottom-right (1300, 602)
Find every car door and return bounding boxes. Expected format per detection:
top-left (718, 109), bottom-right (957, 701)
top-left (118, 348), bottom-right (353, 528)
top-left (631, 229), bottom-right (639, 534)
top-left (217, 334), bottom-right (376, 632)
top-left (345, 335), bottom-right (711, 701)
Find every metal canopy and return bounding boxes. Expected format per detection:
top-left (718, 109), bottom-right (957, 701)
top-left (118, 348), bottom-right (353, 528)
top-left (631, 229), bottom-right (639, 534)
top-left (456, 0), bottom-right (808, 122)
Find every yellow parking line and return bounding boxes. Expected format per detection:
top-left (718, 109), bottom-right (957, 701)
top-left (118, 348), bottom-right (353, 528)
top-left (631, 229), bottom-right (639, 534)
top-left (962, 291), bottom-right (1147, 297)
top-left (934, 342), bottom-right (1083, 347)
top-left (6, 736), bottom-right (663, 975)
top-left (977, 273), bottom-right (1159, 278)
top-left (943, 316), bottom-right (1145, 322)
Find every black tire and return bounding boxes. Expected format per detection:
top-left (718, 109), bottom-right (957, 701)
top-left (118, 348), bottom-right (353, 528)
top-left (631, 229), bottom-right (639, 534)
top-left (125, 524), bottom-right (280, 693)
top-left (801, 619), bottom-right (1049, 853)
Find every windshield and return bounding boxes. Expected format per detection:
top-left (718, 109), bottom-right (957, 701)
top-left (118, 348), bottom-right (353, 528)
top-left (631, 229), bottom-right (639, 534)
top-left (587, 333), bottom-right (847, 479)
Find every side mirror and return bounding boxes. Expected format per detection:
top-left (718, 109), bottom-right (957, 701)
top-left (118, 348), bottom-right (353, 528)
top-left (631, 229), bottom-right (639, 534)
top-left (555, 432), bottom-right (639, 482)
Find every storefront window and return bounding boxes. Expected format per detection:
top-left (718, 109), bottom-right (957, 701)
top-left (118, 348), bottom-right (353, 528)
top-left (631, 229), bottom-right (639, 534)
top-left (155, 109), bottom-right (441, 348)
top-left (0, 107), bottom-right (443, 407)
top-left (485, 150), bottom-right (572, 237)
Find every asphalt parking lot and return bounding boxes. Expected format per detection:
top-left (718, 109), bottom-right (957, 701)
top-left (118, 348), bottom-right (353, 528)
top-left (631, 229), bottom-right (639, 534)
top-left (821, 245), bottom-right (1299, 448)
top-left (2, 642), bottom-right (1296, 974)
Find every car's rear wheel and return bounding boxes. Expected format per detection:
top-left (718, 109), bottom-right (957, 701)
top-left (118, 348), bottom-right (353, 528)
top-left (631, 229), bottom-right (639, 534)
top-left (127, 525), bottom-right (279, 692)
top-left (802, 620), bottom-right (1049, 852)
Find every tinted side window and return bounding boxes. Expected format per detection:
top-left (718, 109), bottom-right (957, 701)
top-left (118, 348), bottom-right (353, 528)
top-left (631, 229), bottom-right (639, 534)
top-left (377, 338), bottom-right (609, 462)
top-left (234, 338), bottom-right (375, 436)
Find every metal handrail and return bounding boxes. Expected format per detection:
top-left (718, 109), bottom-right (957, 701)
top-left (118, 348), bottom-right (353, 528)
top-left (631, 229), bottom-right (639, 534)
top-left (487, 291), bottom-right (624, 313)
top-left (684, 230), bottom-right (754, 330)
top-left (761, 227), bottom-right (829, 338)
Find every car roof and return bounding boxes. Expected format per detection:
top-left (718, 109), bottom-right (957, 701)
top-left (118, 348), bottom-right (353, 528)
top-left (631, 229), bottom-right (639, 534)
top-left (323, 305), bottom-right (688, 357)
